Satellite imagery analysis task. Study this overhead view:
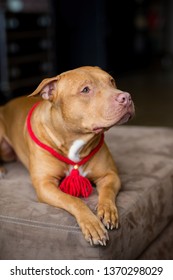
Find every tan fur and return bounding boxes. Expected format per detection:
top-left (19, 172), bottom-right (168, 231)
top-left (0, 66), bottom-right (134, 246)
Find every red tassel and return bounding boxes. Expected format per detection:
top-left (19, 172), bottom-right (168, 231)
top-left (59, 166), bottom-right (93, 197)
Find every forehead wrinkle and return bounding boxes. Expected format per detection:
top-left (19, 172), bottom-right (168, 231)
top-left (80, 79), bottom-right (94, 87)
top-left (59, 70), bottom-right (112, 94)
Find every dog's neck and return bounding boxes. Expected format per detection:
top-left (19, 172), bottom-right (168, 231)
top-left (44, 121), bottom-right (102, 160)
top-left (31, 101), bottom-right (102, 160)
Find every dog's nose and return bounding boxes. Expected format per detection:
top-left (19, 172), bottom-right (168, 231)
top-left (116, 92), bottom-right (132, 106)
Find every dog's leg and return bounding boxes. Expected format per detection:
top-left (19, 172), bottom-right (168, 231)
top-left (31, 172), bottom-right (109, 246)
top-left (96, 172), bottom-right (121, 230)
top-left (0, 139), bottom-right (17, 178)
top-left (0, 138), bottom-right (16, 162)
top-left (0, 165), bottom-right (6, 179)
top-left (0, 114), bottom-right (17, 177)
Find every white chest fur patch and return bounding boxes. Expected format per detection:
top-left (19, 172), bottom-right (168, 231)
top-left (67, 139), bottom-right (90, 177)
top-left (68, 139), bottom-right (85, 162)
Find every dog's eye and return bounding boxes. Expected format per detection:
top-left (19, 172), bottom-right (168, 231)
top-left (81, 86), bottom-right (90, 94)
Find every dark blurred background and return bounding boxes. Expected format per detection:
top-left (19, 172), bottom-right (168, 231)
top-left (0, 0), bottom-right (173, 127)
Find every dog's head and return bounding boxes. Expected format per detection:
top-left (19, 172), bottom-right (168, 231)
top-left (29, 66), bottom-right (135, 134)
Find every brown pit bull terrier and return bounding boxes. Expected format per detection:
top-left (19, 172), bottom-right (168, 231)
top-left (0, 66), bottom-right (134, 246)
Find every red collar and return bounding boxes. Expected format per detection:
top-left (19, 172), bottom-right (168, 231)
top-left (26, 102), bottom-right (104, 167)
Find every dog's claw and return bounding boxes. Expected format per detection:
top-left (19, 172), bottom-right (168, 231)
top-left (98, 240), bottom-right (104, 246)
top-left (103, 238), bottom-right (107, 246)
top-left (87, 229), bottom-right (109, 246)
top-left (115, 222), bottom-right (119, 229)
top-left (111, 224), bottom-right (114, 230)
top-left (98, 237), bottom-right (107, 246)
top-left (106, 222), bottom-right (110, 230)
top-left (106, 221), bottom-right (117, 230)
top-left (105, 231), bottom-right (109, 241)
top-left (88, 237), bottom-right (93, 246)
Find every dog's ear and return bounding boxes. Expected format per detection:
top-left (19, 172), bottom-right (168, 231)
top-left (28, 76), bottom-right (59, 101)
top-left (94, 66), bottom-right (102, 70)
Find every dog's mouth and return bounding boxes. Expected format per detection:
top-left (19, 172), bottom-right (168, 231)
top-left (92, 127), bottom-right (105, 134)
top-left (116, 112), bottom-right (132, 125)
top-left (92, 112), bottom-right (133, 134)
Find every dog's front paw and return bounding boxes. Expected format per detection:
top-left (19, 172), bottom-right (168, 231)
top-left (97, 202), bottom-right (119, 230)
top-left (0, 166), bottom-right (6, 179)
top-left (78, 212), bottom-right (109, 246)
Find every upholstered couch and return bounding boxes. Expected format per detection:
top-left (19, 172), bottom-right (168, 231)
top-left (0, 126), bottom-right (173, 259)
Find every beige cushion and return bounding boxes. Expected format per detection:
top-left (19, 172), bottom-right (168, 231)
top-left (0, 126), bottom-right (173, 259)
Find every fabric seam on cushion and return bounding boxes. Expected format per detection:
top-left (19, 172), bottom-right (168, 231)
top-left (0, 214), bottom-right (80, 232)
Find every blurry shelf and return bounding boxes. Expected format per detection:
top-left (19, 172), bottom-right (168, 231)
top-left (0, 7), bottom-right (56, 100)
top-left (7, 30), bottom-right (49, 40)
top-left (10, 75), bottom-right (46, 91)
top-left (8, 52), bottom-right (51, 65)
